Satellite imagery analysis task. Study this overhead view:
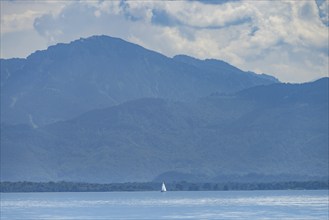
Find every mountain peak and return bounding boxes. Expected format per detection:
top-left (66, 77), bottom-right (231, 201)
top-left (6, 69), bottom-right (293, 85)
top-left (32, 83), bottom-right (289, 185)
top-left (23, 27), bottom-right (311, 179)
top-left (2, 35), bottom-right (278, 126)
top-left (27, 35), bottom-right (146, 60)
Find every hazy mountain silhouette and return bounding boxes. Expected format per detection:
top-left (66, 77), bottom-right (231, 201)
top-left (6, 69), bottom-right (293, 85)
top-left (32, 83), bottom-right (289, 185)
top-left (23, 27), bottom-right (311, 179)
top-left (1, 78), bottom-right (327, 183)
top-left (1, 35), bottom-right (277, 126)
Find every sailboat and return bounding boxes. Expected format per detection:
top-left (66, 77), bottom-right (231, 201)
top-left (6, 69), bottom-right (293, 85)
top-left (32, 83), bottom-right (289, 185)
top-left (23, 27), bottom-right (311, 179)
top-left (161, 182), bottom-right (167, 192)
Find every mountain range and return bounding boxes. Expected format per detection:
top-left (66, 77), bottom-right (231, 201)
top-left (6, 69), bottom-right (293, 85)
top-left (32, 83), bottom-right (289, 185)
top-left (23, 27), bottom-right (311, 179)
top-left (1, 35), bottom-right (327, 183)
top-left (1, 35), bottom-right (277, 126)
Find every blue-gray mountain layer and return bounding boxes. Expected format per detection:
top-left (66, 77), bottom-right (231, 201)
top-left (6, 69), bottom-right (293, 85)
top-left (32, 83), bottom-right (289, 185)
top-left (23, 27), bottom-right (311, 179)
top-left (1, 78), bottom-right (327, 183)
top-left (1, 35), bottom-right (277, 126)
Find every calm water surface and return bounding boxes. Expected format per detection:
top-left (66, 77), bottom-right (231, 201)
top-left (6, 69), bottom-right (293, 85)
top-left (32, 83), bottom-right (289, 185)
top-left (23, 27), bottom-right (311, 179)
top-left (1, 190), bottom-right (328, 219)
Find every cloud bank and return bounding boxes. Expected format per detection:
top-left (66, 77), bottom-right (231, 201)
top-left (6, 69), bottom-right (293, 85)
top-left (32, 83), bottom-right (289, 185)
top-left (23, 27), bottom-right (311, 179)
top-left (1, 0), bottom-right (328, 82)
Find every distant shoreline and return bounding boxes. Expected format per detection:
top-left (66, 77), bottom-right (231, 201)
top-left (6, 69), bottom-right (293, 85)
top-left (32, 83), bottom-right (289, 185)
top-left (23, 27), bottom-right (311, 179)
top-left (1, 180), bottom-right (328, 193)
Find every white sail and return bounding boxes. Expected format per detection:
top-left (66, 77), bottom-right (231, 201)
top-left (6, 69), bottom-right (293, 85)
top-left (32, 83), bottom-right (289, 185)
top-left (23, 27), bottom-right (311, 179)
top-left (161, 182), bottom-right (167, 192)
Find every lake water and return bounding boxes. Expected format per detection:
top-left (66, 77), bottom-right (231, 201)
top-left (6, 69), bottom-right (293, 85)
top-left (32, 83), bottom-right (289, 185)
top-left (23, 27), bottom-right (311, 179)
top-left (1, 190), bottom-right (328, 219)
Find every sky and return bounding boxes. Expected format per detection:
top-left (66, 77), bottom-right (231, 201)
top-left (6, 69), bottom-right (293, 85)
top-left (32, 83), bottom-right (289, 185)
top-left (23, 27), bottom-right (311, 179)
top-left (0, 0), bottom-right (328, 83)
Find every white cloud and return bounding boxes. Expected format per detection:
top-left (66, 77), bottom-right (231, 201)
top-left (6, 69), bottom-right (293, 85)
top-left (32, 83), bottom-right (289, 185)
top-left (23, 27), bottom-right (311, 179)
top-left (1, 10), bottom-right (39, 33)
top-left (0, 0), bottom-right (328, 83)
top-left (0, 0), bottom-right (68, 57)
top-left (317, 0), bottom-right (329, 26)
top-left (0, 0), bottom-right (66, 33)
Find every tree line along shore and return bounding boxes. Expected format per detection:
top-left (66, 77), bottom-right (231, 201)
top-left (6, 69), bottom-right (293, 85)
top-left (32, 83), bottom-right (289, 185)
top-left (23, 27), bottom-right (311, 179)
top-left (1, 181), bottom-right (328, 192)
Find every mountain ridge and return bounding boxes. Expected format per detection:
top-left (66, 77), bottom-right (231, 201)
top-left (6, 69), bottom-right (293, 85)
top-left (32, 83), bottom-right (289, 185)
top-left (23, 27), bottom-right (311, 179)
top-left (1, 78), bottom-right (327, 183)
top-left (1, 35), bottom-right (278, 126)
